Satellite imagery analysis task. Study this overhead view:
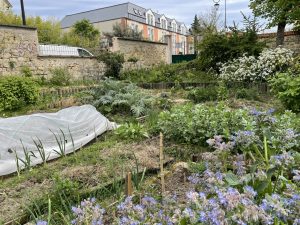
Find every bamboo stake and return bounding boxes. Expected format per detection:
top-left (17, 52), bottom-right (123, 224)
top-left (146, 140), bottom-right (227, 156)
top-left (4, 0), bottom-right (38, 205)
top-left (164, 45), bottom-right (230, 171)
top-left (160, 132), bottom-right (165, 194)
top-left (125, 172), bottom-right (133, 196)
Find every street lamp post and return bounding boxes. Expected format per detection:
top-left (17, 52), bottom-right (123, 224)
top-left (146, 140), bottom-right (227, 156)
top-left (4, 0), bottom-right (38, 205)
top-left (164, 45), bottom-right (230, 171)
top-left (213, 0), bottom-right (227, 30)
top-left (20, 0), bottom-right (26, 26)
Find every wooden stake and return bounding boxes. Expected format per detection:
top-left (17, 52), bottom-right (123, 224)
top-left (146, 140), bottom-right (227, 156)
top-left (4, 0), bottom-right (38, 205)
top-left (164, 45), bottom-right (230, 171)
top-left (125, 172), bottom-right (133, 196)
top-left (160, 132), bottom-right (165, 194)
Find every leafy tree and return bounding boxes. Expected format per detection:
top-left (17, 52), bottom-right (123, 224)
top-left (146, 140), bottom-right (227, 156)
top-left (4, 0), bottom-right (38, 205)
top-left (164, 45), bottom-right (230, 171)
top-left (72, 19), bottom-right (100, 40)
top-left (105, 23), bottom-right (142, 40)
top-left (249, 0), bottom-right (300, 46)
top-left (61, 19), bottom-right (100, 51)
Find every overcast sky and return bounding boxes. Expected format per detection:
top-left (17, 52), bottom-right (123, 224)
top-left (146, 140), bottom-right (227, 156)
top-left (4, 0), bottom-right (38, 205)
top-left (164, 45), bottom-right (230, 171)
top-left (10, 0), bottom-right (277, 31)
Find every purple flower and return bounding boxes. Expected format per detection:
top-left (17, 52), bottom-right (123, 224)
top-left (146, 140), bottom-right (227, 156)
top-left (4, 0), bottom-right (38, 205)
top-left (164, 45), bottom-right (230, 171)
top-left (36, 221), bottom-right (47, 225)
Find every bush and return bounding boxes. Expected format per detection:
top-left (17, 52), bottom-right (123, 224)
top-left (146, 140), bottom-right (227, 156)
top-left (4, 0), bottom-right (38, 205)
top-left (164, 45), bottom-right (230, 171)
top-left (121, 61), bottom-right (214, 83)
top-left (187, 87), bottom-right (218, 103)
top-left (158, 103), bottom-right (300, 148)
top-left (269, 72), bottom-right (300, 112)
top-left (235, 88), bottom-right (260, 101)
top-left (97, 52), bottom-right (125, 79)
top-left (50, 68), bottom-right (71, 86)
top-left (91, 79), bottom-right (153, 117)
top-left (21, 66), bottom-right (33, 77)
top-left (0, 76), bottom-right (39, 111)
top-left (219, 47), bottom-right (294, 82)
top-left (196, 30), bottom-right (265, 71)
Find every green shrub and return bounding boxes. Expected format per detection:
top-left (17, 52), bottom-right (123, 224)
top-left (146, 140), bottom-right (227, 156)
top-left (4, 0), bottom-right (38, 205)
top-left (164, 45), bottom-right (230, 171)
top-left (157, 103), bottom-right (300, 147)
top-left (50, 68), bottom-right (71, 86)
top-left (269, 73), bottom-right (300, 112)
top-left (196, 30), bottom-right (265, 71)
top-left (121, 61), bottom-right (214, 83)
top-left (0, 76), bottom-right (39, 111)
top-left (235, 88), bottom-right (260, 101)
top-left (97, 52), bottom-right (125, 79)
top-left (91, 79), bottom-right (153, 117)
top-left (21, 66), bottom-right (33, 77)
top-left (187, 87), bottom-right (218, 103)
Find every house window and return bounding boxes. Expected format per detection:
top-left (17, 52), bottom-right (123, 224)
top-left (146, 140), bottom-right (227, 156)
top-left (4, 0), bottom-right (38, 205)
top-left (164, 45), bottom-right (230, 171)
top-left (146, 12), bottom-right (155, 26)
top-left (172, 22), bottom-right (177, 33)
top-left (148, 27), bottom-right (154, 41)
top-left (161, 19), bottom-right (167, 29)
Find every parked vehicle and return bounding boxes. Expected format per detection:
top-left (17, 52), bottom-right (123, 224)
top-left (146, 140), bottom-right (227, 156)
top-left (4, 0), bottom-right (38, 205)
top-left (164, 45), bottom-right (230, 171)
top-left (38, 44), bottom-right (93, 57)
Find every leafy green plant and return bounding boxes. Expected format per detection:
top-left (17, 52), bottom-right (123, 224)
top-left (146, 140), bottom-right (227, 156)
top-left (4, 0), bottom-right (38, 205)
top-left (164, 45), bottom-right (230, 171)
top-left (187, 86), bottom-right (218, 103)
top-left (127, 56), bottom-right (139, 63)
top-left (269, 72), bottom-right (300, 112)
top-left (91, 79), bottom-right (153, 117)
top-left (235, 88), bottom-right (260, 101)
top-left (115, 123), bottom-right (149, 141)
top-left (21, 66), bottom-right (33, 77)
top-left (121, 61), bottom-right (214, 83)
top-left (0, 76), bottom-right (39, 111)
top-left (97, 52), bottom-right (125, 79)
top-left (50, 68), bottom-right (71, 86)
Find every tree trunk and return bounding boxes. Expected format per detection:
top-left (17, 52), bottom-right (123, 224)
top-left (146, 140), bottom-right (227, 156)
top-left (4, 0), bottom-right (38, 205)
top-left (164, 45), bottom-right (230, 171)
top-left (276, 21), bottom-right (286, 46)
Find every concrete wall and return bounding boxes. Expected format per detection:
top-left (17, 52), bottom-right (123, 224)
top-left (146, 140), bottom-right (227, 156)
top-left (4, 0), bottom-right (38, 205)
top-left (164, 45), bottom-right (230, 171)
top-left (258, 31), bottom-right (300, 54)
top-left (111, 37), bottom-right (171, 66)
top-left (0, 25), bottom-right (105, 79)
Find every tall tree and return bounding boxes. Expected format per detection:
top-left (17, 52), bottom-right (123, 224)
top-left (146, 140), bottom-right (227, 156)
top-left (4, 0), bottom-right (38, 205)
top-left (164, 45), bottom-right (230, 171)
top-left (249, 0), bottom-right (300, 46)
top-left (190, 15), bottom-right (201, 35)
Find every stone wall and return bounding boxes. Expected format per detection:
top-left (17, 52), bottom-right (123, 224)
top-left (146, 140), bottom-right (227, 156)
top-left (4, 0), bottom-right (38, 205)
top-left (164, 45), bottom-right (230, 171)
top-left (0, 25), bottom-right (105, 79)
top-left (0, 25), bottom-right (171, 79)
top-left (111, 37), bottom-right (171, 67)
top-left (258, 31), bottom-right (300, 54)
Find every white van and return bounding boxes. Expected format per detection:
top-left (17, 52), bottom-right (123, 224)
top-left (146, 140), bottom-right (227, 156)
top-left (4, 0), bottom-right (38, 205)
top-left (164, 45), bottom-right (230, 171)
top-left (38, 44), bottom-right (94, 57)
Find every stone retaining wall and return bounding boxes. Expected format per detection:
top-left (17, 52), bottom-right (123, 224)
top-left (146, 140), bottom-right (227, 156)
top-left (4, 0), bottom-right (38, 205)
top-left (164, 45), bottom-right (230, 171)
top-left (0, 25), bottom-right (106, 79)
top-left (0, 25), bottom-right (171, 79)
top-left (258, 31), bottom-right (300, 54)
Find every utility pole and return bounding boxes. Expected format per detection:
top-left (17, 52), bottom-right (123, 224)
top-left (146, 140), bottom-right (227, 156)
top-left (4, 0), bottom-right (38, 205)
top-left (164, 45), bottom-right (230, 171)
top-left (20, 0), bottom-right (26, 26)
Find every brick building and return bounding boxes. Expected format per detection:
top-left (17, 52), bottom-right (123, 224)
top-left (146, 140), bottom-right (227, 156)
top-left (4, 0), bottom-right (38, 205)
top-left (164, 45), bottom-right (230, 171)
top-left (61, 2), bottom-right (192, 55)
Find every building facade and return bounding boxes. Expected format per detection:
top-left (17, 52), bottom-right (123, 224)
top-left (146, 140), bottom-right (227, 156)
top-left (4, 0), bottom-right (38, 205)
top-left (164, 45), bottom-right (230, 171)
top-left (61, 2), bottom-right (191, 55)
top-left (0, 0), bottom-right (12, 11)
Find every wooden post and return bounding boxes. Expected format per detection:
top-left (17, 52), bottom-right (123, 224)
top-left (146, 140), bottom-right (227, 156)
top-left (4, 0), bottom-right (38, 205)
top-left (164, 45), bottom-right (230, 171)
top-left (160, 132), bottom-right (165, 194)
top-left (125, 172), bottom-right (133, 196)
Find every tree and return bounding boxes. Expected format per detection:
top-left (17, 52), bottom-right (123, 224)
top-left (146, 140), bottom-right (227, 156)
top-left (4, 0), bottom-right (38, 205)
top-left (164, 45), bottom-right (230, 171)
top-left (106, 23), bottom-right (143, 40)
top-left (72, 19), bottom-right (100, 40)
top-left (249, 0), bottom-right (300, 46)
top-left (190, 15), bottom-right (201, 35)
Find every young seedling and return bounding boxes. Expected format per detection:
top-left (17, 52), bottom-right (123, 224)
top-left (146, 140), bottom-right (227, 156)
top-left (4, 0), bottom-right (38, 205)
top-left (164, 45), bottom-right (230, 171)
top-left (33, 137), bottom-right (50, 165)
top-left (16, 140), bottom-right (37, 172)
top-left (51, 129), bottom-right (67, 157)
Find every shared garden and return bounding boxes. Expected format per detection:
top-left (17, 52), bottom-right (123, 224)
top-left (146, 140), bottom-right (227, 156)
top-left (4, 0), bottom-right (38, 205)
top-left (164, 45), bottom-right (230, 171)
top-left (0, 21), bottom-right (300, 225)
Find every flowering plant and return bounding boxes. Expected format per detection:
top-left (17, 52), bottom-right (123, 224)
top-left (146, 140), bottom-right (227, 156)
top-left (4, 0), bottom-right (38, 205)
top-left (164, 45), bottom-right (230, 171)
top-left (219, 47), bottom-right (294, 82)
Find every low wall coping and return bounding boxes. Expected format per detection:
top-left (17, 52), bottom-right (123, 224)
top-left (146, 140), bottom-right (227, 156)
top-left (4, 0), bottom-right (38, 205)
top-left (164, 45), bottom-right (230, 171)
top-left (258, 31), bottom-right (300, 38)
top-left (117, 37), bottom-right (168, 45)
top-left (0, 24), bottom-right (37, 30)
